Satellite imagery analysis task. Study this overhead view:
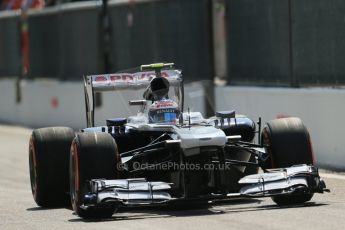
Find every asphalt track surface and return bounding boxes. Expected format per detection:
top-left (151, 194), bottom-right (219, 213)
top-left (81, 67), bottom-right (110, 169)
top-left (1, 124), bottom-right (345, 230)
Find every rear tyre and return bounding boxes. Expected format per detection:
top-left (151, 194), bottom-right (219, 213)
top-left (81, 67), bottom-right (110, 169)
top-left (70, 132), bottom-right (119, 219)
top-left (261, 117), bottom-right (314, 206)
top-left (29, 127), bottom-right (75, 207)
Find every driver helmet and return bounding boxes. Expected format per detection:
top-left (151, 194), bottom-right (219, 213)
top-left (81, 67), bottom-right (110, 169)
top-left (148, 99), bottom-right (180, 124)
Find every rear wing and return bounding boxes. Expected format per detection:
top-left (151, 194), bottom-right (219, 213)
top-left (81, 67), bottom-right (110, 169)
top-left (83, 66), bottom-right (183, 127)
top-left (86, 69), bottom-right (182, 92)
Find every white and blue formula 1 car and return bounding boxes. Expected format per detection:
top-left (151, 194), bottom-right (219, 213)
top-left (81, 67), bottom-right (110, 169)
top-left (29, 63), bottom-right (328, 219)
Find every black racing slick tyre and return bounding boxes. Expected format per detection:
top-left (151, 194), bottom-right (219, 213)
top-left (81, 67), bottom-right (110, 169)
top-left (70, 132), bottom-right (119, 219)
top-left (29, 127), bottom-right (75, 207)
top-left (261, 117), bottom-right (314, 206)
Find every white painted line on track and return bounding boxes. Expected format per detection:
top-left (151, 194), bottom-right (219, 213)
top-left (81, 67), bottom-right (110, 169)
top-left (0, 125), bottom-right (32, 135)
top-left (320, 172), bottom-right (345, 180)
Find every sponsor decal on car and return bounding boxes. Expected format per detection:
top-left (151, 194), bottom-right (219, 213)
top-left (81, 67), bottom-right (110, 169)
top-left (90, 70), bottom-right (182, 90)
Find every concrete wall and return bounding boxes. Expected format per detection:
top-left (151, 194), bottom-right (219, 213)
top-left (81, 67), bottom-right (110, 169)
top-left (0, 79), bottom-right (344, 170)
top-left (216, 86), bottom-right (345, 170)
top-left (0, 79), bottom-right (205, 129)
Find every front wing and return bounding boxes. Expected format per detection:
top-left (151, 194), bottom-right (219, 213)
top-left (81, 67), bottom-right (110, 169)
top-left (80, 165), bottom-right (328, 212)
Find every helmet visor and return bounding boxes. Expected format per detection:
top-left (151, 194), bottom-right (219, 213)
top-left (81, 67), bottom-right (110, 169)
top-left (149, 108), bottom-right (179, 123)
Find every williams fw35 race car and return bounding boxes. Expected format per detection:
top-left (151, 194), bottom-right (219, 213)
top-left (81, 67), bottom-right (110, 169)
top-left (29, 63), bottom-right (328, 219)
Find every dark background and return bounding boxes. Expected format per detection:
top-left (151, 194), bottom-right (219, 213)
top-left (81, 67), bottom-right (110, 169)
top-left (0, 0), bottom-right (345, 86)
top-left (226, 0), bottom-right (345, 86)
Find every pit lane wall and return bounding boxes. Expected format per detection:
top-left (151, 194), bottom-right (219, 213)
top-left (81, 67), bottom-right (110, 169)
top-left (216, 86), bottom-right (345, 171)
top-left (0, 79), bottom-right (344, 170)
top-left (0, 79), bottom-right (205, 129)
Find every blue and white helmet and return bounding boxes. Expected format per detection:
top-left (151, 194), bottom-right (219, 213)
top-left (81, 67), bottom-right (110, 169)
top-left (148, 99), bottom-right (180, 124)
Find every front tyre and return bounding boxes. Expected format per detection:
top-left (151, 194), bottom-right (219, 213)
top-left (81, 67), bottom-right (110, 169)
top-left (70, 132), bottom-right (119, 219)
top-left (261, 117), bottom-right (314, 206)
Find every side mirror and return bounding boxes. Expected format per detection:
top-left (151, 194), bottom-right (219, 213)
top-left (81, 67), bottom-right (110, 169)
top-left (129, 100), bottom-right (147, 106)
